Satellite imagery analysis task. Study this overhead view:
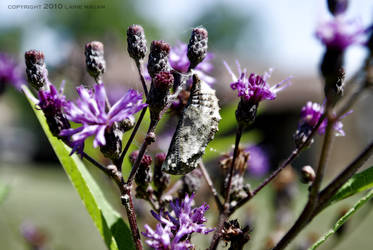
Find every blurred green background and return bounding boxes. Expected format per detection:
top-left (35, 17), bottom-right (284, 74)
top-left (1, 0), bottom-right (373, 249)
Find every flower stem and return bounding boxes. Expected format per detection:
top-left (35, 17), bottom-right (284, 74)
top-left (273, 107), bottom-right (335, 250)
top-left (230, 113), bottom-right (326, 215)
top-left (199, 161), bottom-right (223, 211)
top-left (209, 125), bottom-right (243, 250)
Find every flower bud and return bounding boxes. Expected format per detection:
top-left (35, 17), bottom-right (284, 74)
top-left (187, 27), bottom-right (208, 69)
top-left (147, 40), bottom-right (170, 78)
top-left (85, 41), bottom-right (106, 81)
top-left (235, 99), bottom-right (258, 127)
top-left (327, 0), bottom-right (348, 16)
top-left (99, 125), bottom-right (123, 161)
top-left (127, 24), bottom-right (147, 61)
top-left (153, 152), bottom-right (170, 197)
top-left (293, 123), bottom-right (314, 148)
top-left (130, 151), bottom-right (153, 187)
top-left (147, 71), bottom-right (174, 120)
top-left (25, 50), bottom-right (48, 90)
top-left (301, 165), bottom-right (316, 184)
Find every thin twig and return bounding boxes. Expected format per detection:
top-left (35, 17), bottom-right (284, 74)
top-left (230, 113), bottom-right (326, 215)
top-left (209, 125), bottom-right (243, 250)
top-left (199, 161), bottom-right (223, 211)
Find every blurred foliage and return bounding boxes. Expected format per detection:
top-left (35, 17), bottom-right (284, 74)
top-left (0, 182), bottom-right (9, 206)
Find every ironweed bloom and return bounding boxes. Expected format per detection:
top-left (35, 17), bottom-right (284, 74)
top-left (60, 84), bottom-right (146, 155)
top-left (294, 101), bottom-right (350, 147)
top-left (245, 145), bottom-right (270, 178)
top-left (142, 193), bottom-right (213, 249)
top-left (0, 53), bottom-right (25, 92)
top-left (38, 82), bottom-right (70, 138)
top-left (224, 61), bottom-right (291, 125)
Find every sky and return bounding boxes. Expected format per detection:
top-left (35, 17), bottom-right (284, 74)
top-left (0, 0), bottom-right (372, 76)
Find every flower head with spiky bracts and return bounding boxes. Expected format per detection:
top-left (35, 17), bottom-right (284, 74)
top-left (224, 61), bottom-right (291, 104)
top-left (315, 15), bottom-right (366, 51)
top-left (60, 84), bottom-right (146, 155)
top-left (142, 193), bottom-right (214, 249)
top-left (170, 42), bottom-right (215, 86)
top-left (0, 53), bottom-right (25, 92)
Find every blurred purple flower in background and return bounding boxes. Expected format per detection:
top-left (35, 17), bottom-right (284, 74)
top-left (299, 101), bottom-right (350, 136)
top-left (0, 53), bottom-right (25, 92)
top-left (142, 193), bottom-right (214, 249)
top-left (316, 15), bottom-right (366, 51)
top-left (60, 84), bottom-right (146, 154)
top-left (224, 61), bottom-right (291, 104)
top-left (170, 42), bottom-right (215, 86)
top-left (245, 145), bottom-right (270, 178)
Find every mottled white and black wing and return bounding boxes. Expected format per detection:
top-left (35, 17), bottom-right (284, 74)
top-left (162, 75), bottom-right (221, 175)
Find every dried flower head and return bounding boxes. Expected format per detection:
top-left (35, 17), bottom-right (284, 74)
top-left (25, 50), bottom-right (48, 90)
top-left (60, 84), bottom-right (146, 155)
top-left (127, 24), bottom-right (147, 61)
top-left (142, 193), bottom-right (213, 249)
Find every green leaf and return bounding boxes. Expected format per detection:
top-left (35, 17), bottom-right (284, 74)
top-left (330, 166), bottom-right (373, 204)
top-left (311, 189), bottom-right (373, 250)
top-left (22, 86), bottom-right (134, 250)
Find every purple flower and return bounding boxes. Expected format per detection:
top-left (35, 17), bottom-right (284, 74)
top-left (0, 53), bottom-right (25, 91)
top-left (142, 193), bottom-right (214, 249)
top-left (315, 15), bottom-right (366, 51)
top-left (38, 82), bottom-right (67, 116)
top-left (299, 101), bottom-right (350, 136)
top-left (169, 42), bottom-right (215, 86)
top-left (224, 61), bottom-right (291, 104)
top-left (60, 84), bottom-right (146, 154)
top-left (245, 145), bottom-right (270, 178)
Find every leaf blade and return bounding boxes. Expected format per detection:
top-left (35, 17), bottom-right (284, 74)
top-left (22, 86), bottom-right (134, 250)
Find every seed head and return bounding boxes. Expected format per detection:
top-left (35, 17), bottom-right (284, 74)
top-left (127, 24), bottom-right (147, 61)
top-left (25, 50), bottom-right (48, 90)
top-left (187, 27), bottom-right (208, 69)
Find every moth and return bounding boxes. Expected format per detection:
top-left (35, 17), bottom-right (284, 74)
top-left (162, 74), bottom-right (221, 175)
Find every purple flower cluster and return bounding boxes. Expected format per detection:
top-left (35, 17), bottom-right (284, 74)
top-left (60, 84), bottom-right (146, 154)
top-left (0, 53), bottom-right (25, 91)
top-left (142, 193), bottom-right (214, 249)
top-left (299, 101), bottom-right (349, 136)
top-left (224, 61), bottom-right (291, 104)
top-left (316, 15), bottom-right (366, 51)
top-left (170, 42), bottom-right (215, 86)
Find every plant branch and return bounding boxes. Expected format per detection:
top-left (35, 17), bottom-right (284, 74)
top-left (136, 60), bottom-right (149, 97)
top-left (230, 113), bottom-right (326, 215)
top-left (199, 161), bottom-right (223, 211)
top-left (209, 125), bottom-right (243, 250)
top-left (273, 109), bottom-right (335, 250)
